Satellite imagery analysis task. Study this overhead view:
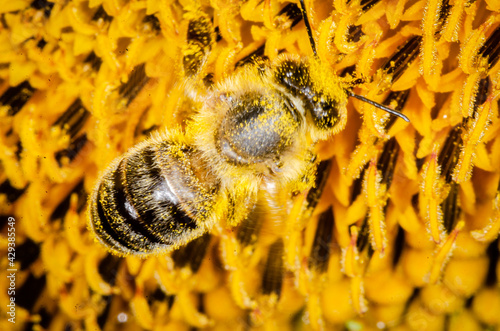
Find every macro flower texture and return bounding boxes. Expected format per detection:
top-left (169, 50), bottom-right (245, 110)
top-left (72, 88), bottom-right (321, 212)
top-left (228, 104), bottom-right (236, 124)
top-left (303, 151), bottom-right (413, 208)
top-left (1, 0), bottom-right (500, 330)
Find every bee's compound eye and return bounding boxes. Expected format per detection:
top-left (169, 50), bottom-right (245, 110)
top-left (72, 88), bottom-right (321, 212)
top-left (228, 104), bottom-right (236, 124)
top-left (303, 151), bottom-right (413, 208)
top-left (274, 59), bottom-right (342, 132)
top-left (310, 94), bottom-right (340, 130)
top-left (90, 143), bottom-right (216, 255)
top-left (216, 92), bottom-right (300, 165)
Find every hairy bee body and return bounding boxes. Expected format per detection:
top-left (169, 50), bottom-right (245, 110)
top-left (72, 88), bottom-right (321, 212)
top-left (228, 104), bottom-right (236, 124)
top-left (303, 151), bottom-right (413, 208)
top-left (89, 54), bottom-right (350, 256)
top-left (192, 55), bottom-right (347, 192)
top-left (89, 131), bottom-right (219, 255)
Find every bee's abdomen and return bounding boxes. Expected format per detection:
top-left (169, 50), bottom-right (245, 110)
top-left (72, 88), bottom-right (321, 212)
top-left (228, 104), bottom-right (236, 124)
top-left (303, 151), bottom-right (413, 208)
top-left (93, 163), bottom-right (161, 253)
top-left (90, 141), bottom-right (215, 255)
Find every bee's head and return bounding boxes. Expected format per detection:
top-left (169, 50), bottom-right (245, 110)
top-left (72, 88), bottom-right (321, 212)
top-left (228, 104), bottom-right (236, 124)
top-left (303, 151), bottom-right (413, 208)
top-left (273, 56), bottom-right (348, 138)
top-left (307, 57), bottom-right (349, 134)
top-left (293, 0), bottom-right (408, 133)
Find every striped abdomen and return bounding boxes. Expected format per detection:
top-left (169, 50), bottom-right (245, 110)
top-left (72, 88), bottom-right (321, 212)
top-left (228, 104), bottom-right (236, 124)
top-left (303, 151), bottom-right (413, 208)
top-left (89, 137), bottom-right (218, 256)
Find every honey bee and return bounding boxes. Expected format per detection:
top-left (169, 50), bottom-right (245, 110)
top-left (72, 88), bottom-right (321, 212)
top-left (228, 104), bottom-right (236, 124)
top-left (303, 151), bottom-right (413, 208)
top-left (88, 0), bottom-right (409, 257)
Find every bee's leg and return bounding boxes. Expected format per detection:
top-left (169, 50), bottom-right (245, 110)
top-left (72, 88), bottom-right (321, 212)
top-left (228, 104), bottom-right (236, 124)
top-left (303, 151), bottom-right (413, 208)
top-left (219, 182), bottom-right (287, 312)
top-left (281, 157), bottom-right (330, 268)
top-left (183, 16), bottom-right (215, 79)
top-left (274, 158), bottom-right (334, 327)
top-left (161, 14), bottom-right (216, 128)
top-left (234, 45), bottom-right (267, 69)
top-left (250, 238), bottom-right (286, 326)
top-left (219, 202), bottom-right (264, 310)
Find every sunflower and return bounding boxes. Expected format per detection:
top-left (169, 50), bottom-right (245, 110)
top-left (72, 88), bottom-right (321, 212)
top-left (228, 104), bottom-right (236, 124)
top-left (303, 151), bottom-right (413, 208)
top-left (1, 0), bottom-right (499, 330)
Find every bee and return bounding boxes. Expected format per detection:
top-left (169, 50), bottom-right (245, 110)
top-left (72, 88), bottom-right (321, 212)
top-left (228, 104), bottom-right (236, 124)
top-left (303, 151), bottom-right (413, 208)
top-left (88, 0), bottom-right (409, 257)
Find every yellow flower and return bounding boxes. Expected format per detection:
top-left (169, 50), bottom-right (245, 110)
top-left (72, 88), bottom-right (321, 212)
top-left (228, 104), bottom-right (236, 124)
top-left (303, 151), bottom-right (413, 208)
top-left (1, 0), bottom-right (500, 330)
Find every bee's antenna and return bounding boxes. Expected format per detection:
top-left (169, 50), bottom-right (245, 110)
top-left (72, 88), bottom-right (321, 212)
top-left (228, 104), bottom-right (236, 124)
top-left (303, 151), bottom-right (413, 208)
top-left (299, 0), bottom-right (317, 57)
top-left (299, 0), bottom-right (410, 123)
top-left (348, 92), bottom-right (410, 122)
